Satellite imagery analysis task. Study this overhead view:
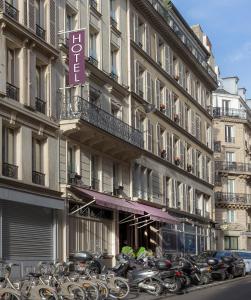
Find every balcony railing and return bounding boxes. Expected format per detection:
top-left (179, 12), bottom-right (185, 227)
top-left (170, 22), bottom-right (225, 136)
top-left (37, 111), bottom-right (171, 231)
top-left (60, 96), bottom-right (144, 149)
top-left (32, 170), bottom-right (45, 185)
top-left (215, 161), bottom-right (251, 173)
top-left (91, 177), bottom-right (100, 191)
top-left (110, 71), bottom-right (118, 81)
top-left (6, 82), bottom-right (19, 101)
top-left (195, 208), bottom-right (202, 216)
top-left (88, 56), bottom-right (99, 67)
top-left (90, 0), bottom-right (98, 10)
top-left (2, 162), bottom-right (18, 179)
top-left (5, 1), bottom-right (19, 20)
top-left (225, 137), bottom-right (235, 143)
top-left (146, 0), bottom-right (217, 83)
top-left (213, 107), bottom-right (251, 122)
top-left (68, 172), bottom-right (82, 185)
top-left (35, 97), bottom-right (46, 114)
top-left (36, 24), bottom-right (46, 40)
top-left (110, 16), bottom-right (117, 28)
top-left (215, 192), bottom-right (251, 206)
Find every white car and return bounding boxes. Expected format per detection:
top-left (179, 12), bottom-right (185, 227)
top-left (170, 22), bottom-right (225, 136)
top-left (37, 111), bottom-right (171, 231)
top-left (232, 250), bottom-right (251, 273)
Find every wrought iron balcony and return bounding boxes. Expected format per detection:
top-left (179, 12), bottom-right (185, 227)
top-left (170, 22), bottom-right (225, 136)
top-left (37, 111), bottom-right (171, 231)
top-left (91, 177), bottom-right (100, 191)
top-left (110, 71), bottom-right (118, 81)
top-left (213, 107), bottom-right (251, 122)
top-left (215, 161), bottom-right (251, 173)
top-left (110, 16), bottom-right (117, 28)
top-left (35, 97), bottom-right (46, 114)
top-left (60, 96), bottom-right (144, 149)
top-left (146, 0), bottom-right (217, 83)
top-left (5, 1), bottom-right (19, 20)
top-left (88, 56), bottom-right (99, 67)
top-left (195, 208), bottom-right (202, 216)
top-left (215, 192), bottom-right (251, 206)
top-left (2, 162), bottom-right (18, 179)
top-left (225, 136), bottom-right (235, 143)
top-left (6, 82), bottom-right (19, 101)
top-left (90, 0), bottom-right (98, 10)
top-left (36, 24), bottom-right (46, 40)
top-left (32, 171), bottom-right (45, 185)
top-left (68, 172), bottom-right (82, 185)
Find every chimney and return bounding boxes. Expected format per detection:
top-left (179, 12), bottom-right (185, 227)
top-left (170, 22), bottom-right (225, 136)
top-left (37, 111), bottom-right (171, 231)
top-left (222, 77), bottom-right (239, 94)
top-left (238, 88), bottom-right (246, 100)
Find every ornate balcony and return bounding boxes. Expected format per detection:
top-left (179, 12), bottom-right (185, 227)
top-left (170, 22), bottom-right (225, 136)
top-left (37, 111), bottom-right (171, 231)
top-left (215, 161), bottom-right (251, 174)
top-left (36, 24), bottom-right (46, 40)
top-left (4, 2), bottom-right (19, 21)
top-left (88, 56), bottom-right (99, 67)
top-left (90, 0), bottom-right (98, 10)
top-left (110, 71), bottom-right (118, 81)
top-left (32, 171), bottom-right (45, 185)
top-left (60, 96), bottom-right (144, 150)
top-left (213, 107), bottom-right (251, 122)
top-left (6, 82), bottom-right (19, 101)
top-left (145, 0), bottom-right (217, 83)
top-left (215, 192), bottom-right (251, 208)
top-left (35, 97), bottom-right (46, 114)
top-left (2, 162), bottom-right (18, 179)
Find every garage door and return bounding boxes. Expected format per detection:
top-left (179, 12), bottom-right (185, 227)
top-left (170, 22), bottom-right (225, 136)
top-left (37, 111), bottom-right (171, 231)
top-left (2, 202), bottom-right (54, 261)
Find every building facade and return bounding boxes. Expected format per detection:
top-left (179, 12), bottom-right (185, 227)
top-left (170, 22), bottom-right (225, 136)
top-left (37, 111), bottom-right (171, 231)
top-left (0, 0), bottom-right (218, 270)
top-left (213, 77), bottom-right (251, 251)
top-left (0, 0), bottom-right (64, 275)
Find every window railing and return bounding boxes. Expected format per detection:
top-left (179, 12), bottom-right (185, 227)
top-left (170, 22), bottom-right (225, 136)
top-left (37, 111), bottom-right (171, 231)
top-left (68, 172), bottom-right (82, 185)
top-left (90, 0), bottom-right (98, 10)
top-left (146, 0), bottom-right (217, 83)
top-left (6, 82), bottom-right (19, 101)
top-left (88, 55), bottom-right (99, 67)
top-left (213, 107), bottom-right (251, 121)
top-left (215, 161), bottom-right (251, 173)
top-left (195, 208), bottom-right (202, 216)
top-left (110, 16), bottom-right (117, 28)
top-left (35, 97), bottom-right (46, 114)
top-left (5, 1), bottom-right (19, 21)
top-left (60, 96), bottom-right (144, 149)
top-left (2, 162), bottom-right (18, 179)
top-left (225, 136), bottom-right (235, 143)
top-left (110, 71), bottom-right (118, 81)
top-left (215, 192), bottom-right (251, 205)
top-left (32, 171), bottom-right (45, 185)
top-left (36, 24), bottom-right (46, 40)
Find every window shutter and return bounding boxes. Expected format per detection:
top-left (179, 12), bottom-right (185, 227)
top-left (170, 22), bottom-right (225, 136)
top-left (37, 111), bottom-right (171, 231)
top-left (152, 171), bottom-right (161, 204)
top-left (171, 179), bottom-right (176, 207)
top-left (156, 123), bottom-right (161, 156)
top-left (164, 44), bottom-right (170, 74)
top-left (145, 23), bottom-right (151, 55)
top-left (0, 1), bottom-right (4, 11)
top-left (184, 184), bottom-right (188, 211)
top-left (28, 49), bottom-right (36, 109)
top-left (191, 110), bottom-right (196, 136)
top-left (146, 71), bottom-right (152, 103)
top-left (155, 79), bottom-right (161, 109)
top-left (49, 0), bottom-right (56, 46)
top-left (165, 88), bottom-right (170, 118)
top-left (171, 92), bottom-right (175, 120)
top-left (180, 141), bottom-right (185, 169)
top-left (169, 47), bottom-right (174, 76)
top-left (166, 132), bottom-right (170, 161)
top-left (192, 148), bottom-right (196, 176)
top-left (192, 189), bottom-right (196, 213)
top-left (135, 60), bottom-right (140, 94)
top-left (134, 13), bottom-right (139, 44)
top-left (28, 0), bottom-right (35, 30)
top-left (23, 0), bottom-right (28, 26)
top-left (147, 119), bottom-right (153, 152)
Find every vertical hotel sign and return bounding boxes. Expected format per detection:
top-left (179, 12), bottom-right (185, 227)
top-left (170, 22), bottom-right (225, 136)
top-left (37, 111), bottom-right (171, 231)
top-left (69, 30), bottom-right (86, 86)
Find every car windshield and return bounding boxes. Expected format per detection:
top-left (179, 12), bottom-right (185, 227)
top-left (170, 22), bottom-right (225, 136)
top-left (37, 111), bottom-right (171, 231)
top-left (236, 252), bottom-right (251, 259)
top-left (214, 251), bottom-right (232, 258)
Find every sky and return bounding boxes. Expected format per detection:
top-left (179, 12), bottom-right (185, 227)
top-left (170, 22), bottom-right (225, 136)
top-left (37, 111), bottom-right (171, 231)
top-left (172, 0), bottom-right (251, 98)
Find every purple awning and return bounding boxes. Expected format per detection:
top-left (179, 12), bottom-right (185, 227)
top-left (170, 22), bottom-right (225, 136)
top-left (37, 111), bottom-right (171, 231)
top-left (70, 186), bottom-right (179, 224)
top-left (70, 186), bottom-right (144, 215)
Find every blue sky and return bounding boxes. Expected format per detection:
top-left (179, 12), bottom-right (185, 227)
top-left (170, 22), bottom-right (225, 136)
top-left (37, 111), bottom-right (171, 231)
top-left (172, 0), bottom-right (251, 98)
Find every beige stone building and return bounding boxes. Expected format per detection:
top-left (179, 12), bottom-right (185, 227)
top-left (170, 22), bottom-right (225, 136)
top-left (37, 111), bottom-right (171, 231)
top-left (0, 0), bottom-right (64, 275)
top-left (0, 0), bottom-right (218, 272)
top-left (213, 77), bottom-right (251, 251)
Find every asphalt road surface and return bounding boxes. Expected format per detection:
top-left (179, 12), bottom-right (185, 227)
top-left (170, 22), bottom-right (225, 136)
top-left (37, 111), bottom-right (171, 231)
top-left (128, 276), bottom-right (251, 300)
top-left (167, 276), bottom-right (251, 300)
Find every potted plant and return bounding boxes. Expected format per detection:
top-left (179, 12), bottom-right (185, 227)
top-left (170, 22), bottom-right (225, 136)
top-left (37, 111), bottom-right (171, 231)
top-left (174, 113), bottom-right (179, 122)
top-left (160, 103), bottom-right (166, 112)
top-left (174, 156), bottom-right (180, 165)
top-left (161, 149), bottom-right (166, 158)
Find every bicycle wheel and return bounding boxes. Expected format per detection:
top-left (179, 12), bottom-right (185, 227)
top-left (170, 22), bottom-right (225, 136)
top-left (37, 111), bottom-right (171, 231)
top-left (39, 288), bottom-right (59, 300)
top-left (0, 292), bottom-right (21, 300)
top-left (68, 284), bottom-right (86, 300)
top-left (95, 280), bottom-right (109, 300)
top-left (108, 277), bottom-right (130, 299)
top-left (81, 281), bottom-right (99, 300)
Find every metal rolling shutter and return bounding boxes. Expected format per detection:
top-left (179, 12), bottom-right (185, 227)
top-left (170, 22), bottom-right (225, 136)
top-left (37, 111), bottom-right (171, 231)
top-left (2, 203), bottom-right (53, 260)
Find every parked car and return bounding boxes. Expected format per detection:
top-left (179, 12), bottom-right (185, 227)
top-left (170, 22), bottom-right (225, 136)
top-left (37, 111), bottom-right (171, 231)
top-left (232, 250), bottom-right (251, 273)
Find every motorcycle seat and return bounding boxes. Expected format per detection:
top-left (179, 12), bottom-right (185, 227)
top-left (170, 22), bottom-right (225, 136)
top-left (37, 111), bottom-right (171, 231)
top-left (28, 272), bottom-right (42, 278)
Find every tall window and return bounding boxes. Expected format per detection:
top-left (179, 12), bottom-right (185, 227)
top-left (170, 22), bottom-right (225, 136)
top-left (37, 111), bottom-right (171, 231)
top-left (35, 0), bottom-right (42, 26)
top-left (227, 210), bottom-right (235, 223)
top-left (32, 138), bottom-right (43, 173)
top-left (36, 66), bottom-right (42, 98)
top-left (227, 179), bottom-right (235, 194)
top-left (91, 154), bottom-right (99, 190)
top-left (90, 32), bottom-right (98, 59)
top-left (225, 125), bottom-right (235, 143)
top-left (67, 145), bottom-right (75, 174)
top-left (2, 126), bottom-right (15, 165)
top-left (222, 100), bottom-right (230, 113)
top-left (6, 48), bottom-right (15, 84)
top-left (226, 152), bottom-right (235, 163)
top-left (224, 236), bottom-right (238, 250)
top-left (110, 0), bottom-right (116, 20)
top-left (111, 49), bottom-right (118, 75)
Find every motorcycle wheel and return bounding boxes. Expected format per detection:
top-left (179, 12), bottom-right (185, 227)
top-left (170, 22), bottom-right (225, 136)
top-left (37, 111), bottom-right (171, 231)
top-left (142, 279), bottom-right (163, 296)
top-left (82, 282), bottom-right (99, 300)
top-left (228, 273), bottom-right (234, 280)
top-left (109, 277), bottom-right (130, 299)
top-left (200, 274), bottom-right (210, 285)
top-left (167, 279), bottom-right (182, 294)
top-left (242, 268), bottom-right (246, 277)
top-left (220, 272), bottom-right (227, 281)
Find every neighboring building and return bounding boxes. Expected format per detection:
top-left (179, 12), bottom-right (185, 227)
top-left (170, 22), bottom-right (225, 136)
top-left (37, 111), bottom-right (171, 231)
top-left (0, 0), bottom-right (64, 275)
top-left (213, 77), bottom-right (251, 251)
top-left (129, 0), bottom-right (218, 253)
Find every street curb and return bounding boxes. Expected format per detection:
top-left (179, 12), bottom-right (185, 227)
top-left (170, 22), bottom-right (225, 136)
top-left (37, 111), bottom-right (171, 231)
top-left (152, 275), bottom-right (251, 299)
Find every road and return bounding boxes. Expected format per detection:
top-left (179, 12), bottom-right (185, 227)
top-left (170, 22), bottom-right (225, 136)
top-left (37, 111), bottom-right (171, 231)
top-left (128, 276), bottom-right (251, 300)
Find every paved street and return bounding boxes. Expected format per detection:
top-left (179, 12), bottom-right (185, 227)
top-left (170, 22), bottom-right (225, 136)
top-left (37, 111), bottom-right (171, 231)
top-left (127, 276), bottom-right (251, 300)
